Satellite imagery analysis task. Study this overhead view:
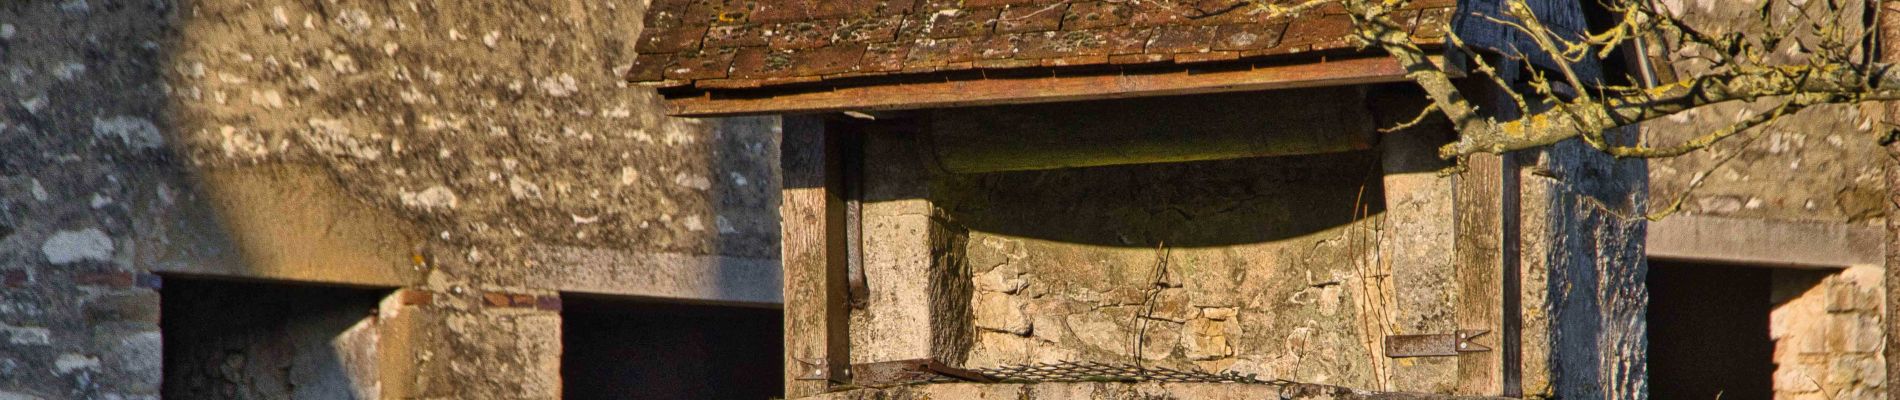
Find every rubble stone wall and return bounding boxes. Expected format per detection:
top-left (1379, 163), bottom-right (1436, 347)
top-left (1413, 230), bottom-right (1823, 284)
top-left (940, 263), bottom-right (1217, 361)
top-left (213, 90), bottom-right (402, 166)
top-left (1770, 266), bottom-right (1887, 400)
top-left (0, 0), bottom-right (779, 398)
top-left (1640, 1), bottom-right (1889, 398)
top-left (932, 151), bottom-right (1395, 388)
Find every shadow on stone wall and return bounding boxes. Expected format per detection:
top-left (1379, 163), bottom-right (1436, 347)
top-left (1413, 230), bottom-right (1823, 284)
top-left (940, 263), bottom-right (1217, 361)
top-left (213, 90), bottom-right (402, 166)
top-left (3, 0), bottom-right (789, 397)
top-left (159, 276), bottom-right (386, 399)
top-left (934, 151), bottom-right (1386, 248)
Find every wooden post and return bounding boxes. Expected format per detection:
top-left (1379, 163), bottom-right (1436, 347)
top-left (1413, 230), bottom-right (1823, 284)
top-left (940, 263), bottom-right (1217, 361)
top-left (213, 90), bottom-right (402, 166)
top-left (1449, 57), bottom-right (1526, 398)
top-left (1372, 87), bottom-right (1461, 393)
top-left (1454, 153), bottom-right (1507, 396)
top-left (781, 115), bottom-right (851, 398)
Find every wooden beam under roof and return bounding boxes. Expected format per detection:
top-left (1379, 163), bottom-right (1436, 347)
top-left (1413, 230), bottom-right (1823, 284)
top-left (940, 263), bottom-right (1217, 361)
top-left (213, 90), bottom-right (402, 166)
top-left (656, 55), bottom-right (1451, 117)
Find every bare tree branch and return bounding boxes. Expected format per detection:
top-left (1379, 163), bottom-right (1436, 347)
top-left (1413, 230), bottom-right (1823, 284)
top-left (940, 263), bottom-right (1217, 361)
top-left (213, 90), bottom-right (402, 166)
top-left (1214, 0), bottom-right (1882, 162)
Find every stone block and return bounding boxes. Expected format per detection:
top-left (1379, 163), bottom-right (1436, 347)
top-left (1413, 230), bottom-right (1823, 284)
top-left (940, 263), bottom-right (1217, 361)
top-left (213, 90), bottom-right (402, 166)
top-left (1826, 280), bottom-right (1860, 313)
top-left (1782, 315), bottom-right (1828, 355)
top-left (971, 331), bottom-right (1033, 367)
top-left (1183, 317), bottom-right (1238, 361)
top-left (83, 289), bottom-right (160, 323)
top-left (1820, 315), bottom-right (1884, 354)
top-left (2, 324), bottom-right (51, 346)
top-left (1201, 307), bottom-right (1236, 321)
top-left (1775, 368), bottom-right (1823, 393)
top-left (1827, 356), bottom-right (1862, 386)
top-left (1029, 311), bottom-right (1071, 344)
top-left (974, 263), bottom-right (1028, 294)
top-left (106, 331), bottom-right (163, 389)
top-left (1845, 316), bottom-right (1884, 353)
top-left (973, 291), bottom-right (1031, 335)
top-left (1860, 356), bottom-right (1886, 385)
top-left (1147, 288), bottom-right (1192, 323)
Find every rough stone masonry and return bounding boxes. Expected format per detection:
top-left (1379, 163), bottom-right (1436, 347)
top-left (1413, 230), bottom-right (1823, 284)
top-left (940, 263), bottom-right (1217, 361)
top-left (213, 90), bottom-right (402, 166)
top-left (0, 0), bottom-right (779, 398)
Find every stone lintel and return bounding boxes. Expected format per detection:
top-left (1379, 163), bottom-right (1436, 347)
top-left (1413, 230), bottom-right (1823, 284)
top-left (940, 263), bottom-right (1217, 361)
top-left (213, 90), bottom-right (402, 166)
top-left (526, 245), bottom-right (781, 306)
top-left (140, 165), bottom-right (426, 288)
top-left (1647, 215), bottom-right (1885, 268)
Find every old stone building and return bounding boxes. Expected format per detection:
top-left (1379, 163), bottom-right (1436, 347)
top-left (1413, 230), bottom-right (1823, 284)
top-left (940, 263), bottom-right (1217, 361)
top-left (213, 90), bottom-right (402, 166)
top-left (5, 0), bottom-right (1899, 399)
top-left (622, 0), bottom-right (1656, 398)
top-left (1638, 0), bottom-right (1891, 398)
top-left (2, 0), bottom-right (786, 398)
top-left (1643, 82), bottom-right (1890, 398)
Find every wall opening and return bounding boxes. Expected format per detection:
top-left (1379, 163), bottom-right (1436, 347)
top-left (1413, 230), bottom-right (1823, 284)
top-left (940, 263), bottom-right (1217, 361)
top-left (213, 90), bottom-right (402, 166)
top-left (560, 294), bottom-right (782, 400)
top-left (1647, 261), bottom-right (1775, 400)
top-left (160, 276), bottom-right (387, 399)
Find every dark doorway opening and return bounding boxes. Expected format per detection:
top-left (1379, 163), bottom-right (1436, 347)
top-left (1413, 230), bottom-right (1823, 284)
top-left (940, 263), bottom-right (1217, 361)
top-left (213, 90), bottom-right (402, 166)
top-left (160, 276), bottom-right (387, 399)
top-left (1647, 261), bottom-right (1774, 400)
top-left (561, 294), bottom-right (782, 400)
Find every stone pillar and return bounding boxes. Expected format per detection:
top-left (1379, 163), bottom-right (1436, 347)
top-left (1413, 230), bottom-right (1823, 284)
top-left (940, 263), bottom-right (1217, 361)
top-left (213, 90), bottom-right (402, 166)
top-left (1375, 98), bottom-right (1460, 393)
top-left (377, 284), bottom-right (564, 399)
top-left (1881, 0), bottom-right (1900, 394)
top-left (1769, 267), bottom-right (1887, 399)
top-left (849, 125), bottom-right (974, 368)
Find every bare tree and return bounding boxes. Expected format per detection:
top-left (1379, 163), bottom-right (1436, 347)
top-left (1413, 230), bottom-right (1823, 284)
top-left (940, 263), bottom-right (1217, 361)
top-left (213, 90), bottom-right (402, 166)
top-left (1211, 0), bottom-right (1882, 162)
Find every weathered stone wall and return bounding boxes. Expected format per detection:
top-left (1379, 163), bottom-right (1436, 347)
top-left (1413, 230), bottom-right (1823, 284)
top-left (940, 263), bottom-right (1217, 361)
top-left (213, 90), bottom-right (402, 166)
top-left (1646, 103), bottom-right (1886, 223)
top-left (1770, 266), bottom-right (1887, 399)
top-left (933, 151), bottom-right (1393, 388)
top-left (1641, 1), bottom-right (1889, 398)
top-left (1645, 0), bottom-right (1886, 225)
top-left (0, 0), bottom-right (779, 398)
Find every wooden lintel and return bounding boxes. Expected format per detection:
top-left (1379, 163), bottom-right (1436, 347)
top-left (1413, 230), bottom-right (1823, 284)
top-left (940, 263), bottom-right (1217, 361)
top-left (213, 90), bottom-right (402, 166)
top-left (660, 56), bottom-right (1447, 117)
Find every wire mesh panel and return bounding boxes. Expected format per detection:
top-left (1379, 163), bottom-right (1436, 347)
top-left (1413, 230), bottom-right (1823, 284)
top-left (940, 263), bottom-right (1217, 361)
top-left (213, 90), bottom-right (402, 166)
top-left (972, 361), bottom-right (1294, 385)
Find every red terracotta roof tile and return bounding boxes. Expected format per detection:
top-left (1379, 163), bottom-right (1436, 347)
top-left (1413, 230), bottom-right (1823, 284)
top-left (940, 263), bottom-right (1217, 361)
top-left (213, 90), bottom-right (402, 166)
top-left (916, 7), bottom-right (1002, 38)
top-left (1146, 25), bottom-right (1218, 54)
top-left (1213, 23), bottom-right (1287, 51)
top-left (1064, 1), bottom-right (1134, 30)
top-left (999, 3), bottom-right (1069, 33)
top-left (1277, 13), bottom-right (1358, 52)
top-left (666, 49), bottom-right (738, 80)
top-left (626, 0), bottom-right (1454, 91)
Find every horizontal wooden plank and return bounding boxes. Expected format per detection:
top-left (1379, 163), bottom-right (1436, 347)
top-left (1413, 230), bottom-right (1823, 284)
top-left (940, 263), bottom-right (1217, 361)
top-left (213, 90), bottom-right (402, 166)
top-left (660, 56), bottom-right (1446, 117)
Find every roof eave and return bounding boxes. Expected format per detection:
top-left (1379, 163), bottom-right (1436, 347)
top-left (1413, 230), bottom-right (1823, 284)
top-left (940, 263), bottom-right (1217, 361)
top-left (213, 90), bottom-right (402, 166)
top-left (653, 54), bottom-right (1453, 117)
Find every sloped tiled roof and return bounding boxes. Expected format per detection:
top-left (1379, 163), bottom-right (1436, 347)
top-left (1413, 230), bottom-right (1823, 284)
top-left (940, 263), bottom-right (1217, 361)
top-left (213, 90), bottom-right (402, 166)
top-left (624, 0), bottom-right (1454, 91)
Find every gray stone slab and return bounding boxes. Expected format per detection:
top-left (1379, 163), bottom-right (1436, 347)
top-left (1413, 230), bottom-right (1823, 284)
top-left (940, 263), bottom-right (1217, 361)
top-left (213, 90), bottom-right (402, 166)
top-left (1647, 215), bottom-right (1885, 268)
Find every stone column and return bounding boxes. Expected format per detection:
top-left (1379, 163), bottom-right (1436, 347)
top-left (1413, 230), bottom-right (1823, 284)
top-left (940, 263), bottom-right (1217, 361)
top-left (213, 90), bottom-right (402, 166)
top-left (849, 125), bottom-right (974, 369)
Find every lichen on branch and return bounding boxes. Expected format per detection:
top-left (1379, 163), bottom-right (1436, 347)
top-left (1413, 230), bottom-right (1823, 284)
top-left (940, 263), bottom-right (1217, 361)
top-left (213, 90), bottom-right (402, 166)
top-left (1219, 0), bottom-right (1889, 160)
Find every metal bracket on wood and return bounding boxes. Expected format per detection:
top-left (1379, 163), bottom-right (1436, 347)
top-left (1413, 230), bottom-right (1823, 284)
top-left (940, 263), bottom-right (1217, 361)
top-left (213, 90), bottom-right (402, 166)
top-left (793, 357), bottom-right (830, 381)
top-left (1384, 330), bottom-right (1492, 358)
